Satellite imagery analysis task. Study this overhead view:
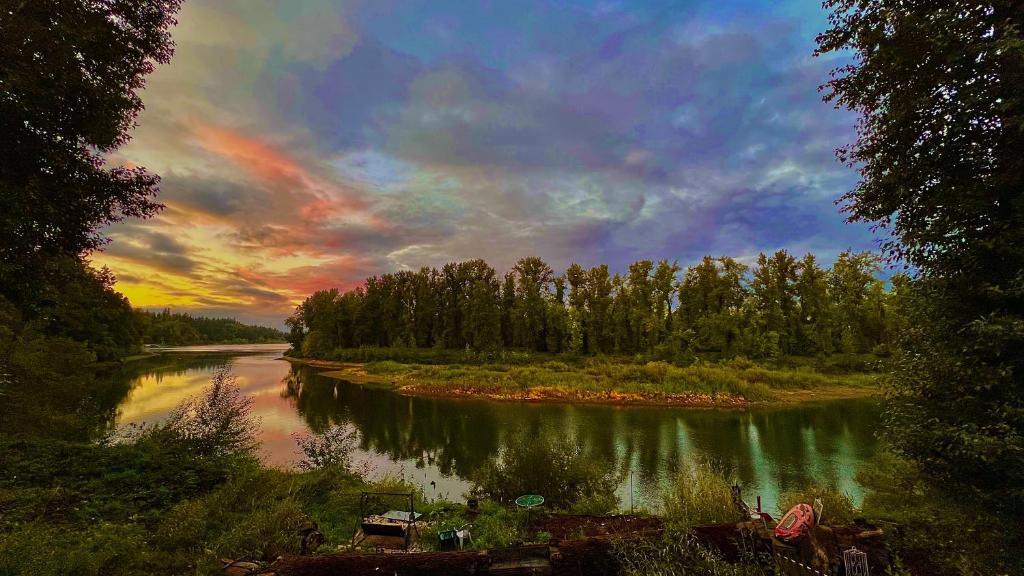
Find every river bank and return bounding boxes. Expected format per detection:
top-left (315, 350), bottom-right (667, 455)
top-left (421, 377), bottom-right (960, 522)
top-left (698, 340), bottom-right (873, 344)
top-left (283, 356), bottom-right (880, 408)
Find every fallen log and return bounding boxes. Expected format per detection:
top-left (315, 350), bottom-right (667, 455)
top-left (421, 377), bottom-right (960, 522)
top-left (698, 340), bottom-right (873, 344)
top-left (263, 550), bottom-right (488, 576)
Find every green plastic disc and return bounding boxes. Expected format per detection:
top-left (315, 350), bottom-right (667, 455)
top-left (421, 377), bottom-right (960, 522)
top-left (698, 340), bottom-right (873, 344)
top-left (515, 494), bottom-right (545, 508)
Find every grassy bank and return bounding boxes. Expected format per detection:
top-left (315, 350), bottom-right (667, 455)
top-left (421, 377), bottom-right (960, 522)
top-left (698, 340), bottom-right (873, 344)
top-left (0, 439), bottom-right (371, 575)
top-left (289, 352), bottom-right (881, 406)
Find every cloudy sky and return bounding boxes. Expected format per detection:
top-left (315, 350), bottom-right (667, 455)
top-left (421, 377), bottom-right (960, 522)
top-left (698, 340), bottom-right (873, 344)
top-left (94, 0), bottom-right (875, 327)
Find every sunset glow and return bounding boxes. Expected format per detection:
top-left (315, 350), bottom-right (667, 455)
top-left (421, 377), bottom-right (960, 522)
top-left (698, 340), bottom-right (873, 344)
top-left (94, 0), bottom-right (874, 326)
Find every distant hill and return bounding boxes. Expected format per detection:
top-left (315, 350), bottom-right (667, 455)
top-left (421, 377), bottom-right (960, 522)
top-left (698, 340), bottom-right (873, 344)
top-left (136, 309), bottom-right (286, 346)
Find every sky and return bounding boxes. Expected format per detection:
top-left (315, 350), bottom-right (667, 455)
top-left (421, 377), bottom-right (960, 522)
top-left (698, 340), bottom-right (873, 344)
top-left (93, 0), bottom-right (875, 328)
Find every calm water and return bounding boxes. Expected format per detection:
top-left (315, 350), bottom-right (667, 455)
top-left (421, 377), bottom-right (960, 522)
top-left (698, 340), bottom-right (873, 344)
top-left (115, 345), bottom-right (881, 513)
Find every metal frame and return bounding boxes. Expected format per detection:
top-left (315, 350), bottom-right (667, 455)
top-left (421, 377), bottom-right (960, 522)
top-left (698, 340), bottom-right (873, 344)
top-left (352, 491), bottom-right (419, 551)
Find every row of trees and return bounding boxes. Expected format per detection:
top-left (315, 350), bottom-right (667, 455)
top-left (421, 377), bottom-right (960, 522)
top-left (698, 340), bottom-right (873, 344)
top-left (136, 309), bottom-right (286, 345)
top-left (287, 250), bottom-right (897, 360)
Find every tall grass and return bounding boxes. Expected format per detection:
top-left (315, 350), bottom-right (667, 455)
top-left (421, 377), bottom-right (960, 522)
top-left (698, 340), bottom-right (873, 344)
top-left (613, 459), bottom-right (771, 576)
top-left (360, 356), bottom-right (873, 402)
top-left (776, 486), bottom-right (856, 525)
top-left (612, 535), bottom-right (773, 576)
top-left (660, 461), bottom-right (741, 532)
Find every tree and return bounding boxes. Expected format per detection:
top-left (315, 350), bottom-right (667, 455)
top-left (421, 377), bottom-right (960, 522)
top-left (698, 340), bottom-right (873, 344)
top-left (462, 260), bottom-right (501, 351)
top-left (511, 257), bottom-right (553, 351)
top-left (677, 256), bottom-right (748, 354)
top-left (587, 264), bottom-right (614, 354)
top-left (626, 260), bottom-right (655, 352)
top-left (652, 259), bottom-right (681, 344)
top-left (827, 251), bottom-right (881, 353)
top-left (818, 0), bottom-right (1024, 511)
top-left (750, 251), bottom-right (798, 354)
top-left (499, 271), bottom-right (516, 347)
top-left (794, 254), bottom-right (833, 354)
top-left (0, 0), bottom-right (180, 309)
top-left (545, 276), bottom-right (569, 353)
top-left (565, 263), bottom-right (589, 352)
top-left (34, 257), bottom-right (141, 360)
top-left (285, 254), bottom-right (898, 363)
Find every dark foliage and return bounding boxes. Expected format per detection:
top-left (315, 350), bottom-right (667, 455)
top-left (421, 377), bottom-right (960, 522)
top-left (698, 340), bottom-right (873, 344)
top-left (0, 0), bottom-right (180, 309)
top-left (39, 257), bottom-right (142, 360)
top-left (817, 0), bottom-right (1024, 514)
top-left (288, 252), bottom-right (896, 361)
top-left (136, 309), bottom-right (287, 345)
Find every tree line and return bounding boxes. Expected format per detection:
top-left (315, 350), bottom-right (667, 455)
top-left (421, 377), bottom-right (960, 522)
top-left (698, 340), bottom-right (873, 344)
top-left (287, 250), bottom-right (898, 360)
top-left (136, 309), bottom-right (286, 346)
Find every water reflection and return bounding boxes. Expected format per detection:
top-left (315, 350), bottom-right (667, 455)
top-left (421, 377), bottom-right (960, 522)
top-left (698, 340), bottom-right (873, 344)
top-left (115, 348), bottom-right (880, 512)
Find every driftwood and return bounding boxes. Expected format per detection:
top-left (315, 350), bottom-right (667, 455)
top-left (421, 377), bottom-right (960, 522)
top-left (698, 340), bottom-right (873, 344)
top-left (252, 534), bottom-right (642, 576)
top-left (692, 519), bottom-right (890, 573)
top-left (221, 559), bottom-right (261, 576)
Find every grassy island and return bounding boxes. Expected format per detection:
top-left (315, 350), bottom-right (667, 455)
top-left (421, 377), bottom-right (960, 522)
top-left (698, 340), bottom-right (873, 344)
top-left (286, 349), bottom-right (881, 407)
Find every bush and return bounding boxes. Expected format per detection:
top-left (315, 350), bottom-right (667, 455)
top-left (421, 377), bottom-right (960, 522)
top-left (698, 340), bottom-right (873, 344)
top-left (294, 424), bottom-right (358, 471)
top-left (144, 367), bottom-right (260, 460)
top-left (660, 461), bottom-right (740, 532)
top-left (569, 491), bottom-right (620, 516)
top-left (857, 450), bottom-right (1024, 576)
top-left (363, 360), bottom-right (412, 375)
top-left (471, 427), bottom-right (618, 511)
top-left (643, 361), bottom-right (671, 383)
top-left (465, 501), bottom-right (529, 549)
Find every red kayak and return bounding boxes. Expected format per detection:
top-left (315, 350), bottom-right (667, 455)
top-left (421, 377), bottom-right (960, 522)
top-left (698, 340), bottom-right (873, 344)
top-left (774, 503), bottom-right (815, 540)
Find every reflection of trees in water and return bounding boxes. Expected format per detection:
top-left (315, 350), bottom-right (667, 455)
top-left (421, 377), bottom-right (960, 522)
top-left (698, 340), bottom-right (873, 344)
top-left (120, 354), bottom-right (234, 383)
top-left (281, 364), bottom-right (879, 494)
top-left (97, 354), bottom-right (237, 434)
top-left (281, 366), bottom-right (501, 477)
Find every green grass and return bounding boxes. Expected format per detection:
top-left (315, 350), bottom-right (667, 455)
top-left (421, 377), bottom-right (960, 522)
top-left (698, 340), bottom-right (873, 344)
top-left (352, 356), bottom-right (879, 404)
top-left (659, 460), bottom-right (742, 531)
top-left (0, 437), bottom-right (388, 575)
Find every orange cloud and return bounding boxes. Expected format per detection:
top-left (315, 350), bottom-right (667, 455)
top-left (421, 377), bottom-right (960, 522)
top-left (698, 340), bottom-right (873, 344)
top-left (235, 255), bottom-right (372, 296)
top-left (190, 122), bottom-right (382, 227)
top-left (193, 122), bottom-right (306, 183)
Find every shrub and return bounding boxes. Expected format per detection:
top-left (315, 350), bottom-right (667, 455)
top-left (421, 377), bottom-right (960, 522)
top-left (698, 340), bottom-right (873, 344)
top-left (294, 424), bottom-right (358, 471)
top-left (152, 367), bottom-right (260, 460)
top-left (471, 427), bottom-right (618, 511)
top-left (643, 361), bottom-right (671, 383)
top-left (661, 461), bottom-right (739, 532)
top-left (857, 450), bottom-right (1024, 576)
top-left (363, 360), bottom-right (410, 375)
top-left (465, 501), bottom-right (529, 549)
top-left (569, 491), bottom-right (620, 516)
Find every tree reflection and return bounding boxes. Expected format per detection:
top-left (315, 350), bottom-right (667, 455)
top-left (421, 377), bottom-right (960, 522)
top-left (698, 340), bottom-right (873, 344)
top-left (279, 363), bottom-right (880, 507)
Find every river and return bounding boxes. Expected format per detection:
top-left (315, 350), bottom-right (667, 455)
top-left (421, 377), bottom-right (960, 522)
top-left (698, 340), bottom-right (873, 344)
top-left (115, 344), bottom-right (880, 514)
